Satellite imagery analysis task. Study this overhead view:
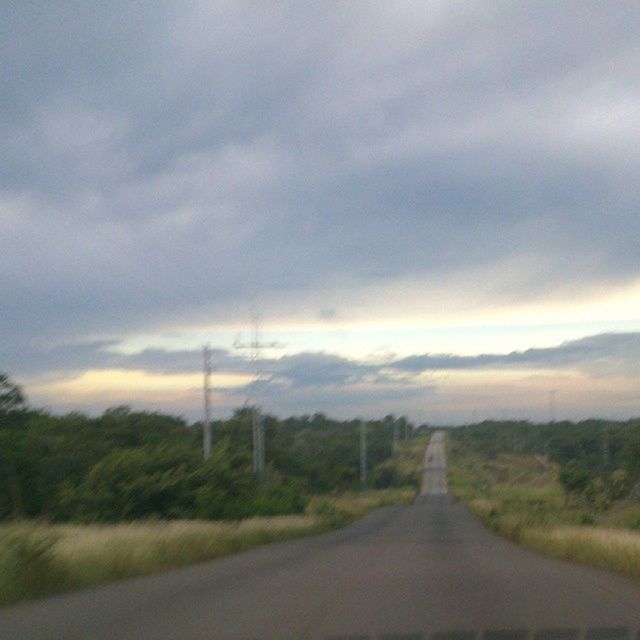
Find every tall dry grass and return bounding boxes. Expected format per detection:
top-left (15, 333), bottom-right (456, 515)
top-left (0, 516), bottom-right (323, 605)
top-left (56, 516), bottom-right (324, 583)
top-left (0, 488), bottom-right (415, 605)
top-left (522, 526), bottom-right (640, 577)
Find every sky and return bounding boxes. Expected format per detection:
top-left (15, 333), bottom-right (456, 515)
top-left (2, 1), bottom-right (640, 424)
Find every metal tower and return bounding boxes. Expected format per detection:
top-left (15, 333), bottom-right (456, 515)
top-left (234, 313), bottom-right (282, 483)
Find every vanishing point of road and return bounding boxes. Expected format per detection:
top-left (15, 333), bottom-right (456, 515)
top-left (1, 431), bottom-right (640, 639)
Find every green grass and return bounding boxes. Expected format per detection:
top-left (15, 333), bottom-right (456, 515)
top-left (446, 436), bottom-right (640, 578)
top-left (0, 487), bottom-right (417, 606)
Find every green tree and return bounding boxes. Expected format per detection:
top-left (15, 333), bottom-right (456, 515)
top-left (0, 374), bottom-right (25, 414)
top-left (64, 446), bottom-right (200, 521)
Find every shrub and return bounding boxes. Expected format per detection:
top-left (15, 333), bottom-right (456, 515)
top-left (579, 512), bottom-right (596, 525)
top-left (0, 525), bottom-right (67, 603)
top-left (559, 460), bottom-right (592, 494)
top-left (250, 480), bottom-right (308, 516)
top-left (304, 498), bottom-right (347, 527)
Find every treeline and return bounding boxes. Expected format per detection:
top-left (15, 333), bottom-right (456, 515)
top-left (450, 419), bottom-right (640, 504)
top-left (0, 375), bottom-right (418, 523)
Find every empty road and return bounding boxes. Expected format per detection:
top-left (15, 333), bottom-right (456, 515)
top-left (1, 432), bottom-right (640, 640)
top-left (421, 431), bottom-right (448, 496)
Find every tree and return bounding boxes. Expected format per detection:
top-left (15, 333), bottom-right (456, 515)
top-left (558, 460), bottom-right (592, 495)
top-left (0, 374), bottom-right (25, 414)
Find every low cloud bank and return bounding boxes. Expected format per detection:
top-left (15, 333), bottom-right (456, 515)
top-left (6, 332), bottom-right (640, 390)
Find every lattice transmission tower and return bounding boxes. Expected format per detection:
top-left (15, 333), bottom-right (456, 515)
top-left (234, 313), bottom-right (283, 483)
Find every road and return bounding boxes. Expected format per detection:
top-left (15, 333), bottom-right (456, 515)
top-left (421, 430), bottom-right (448, 496)
top-left (1, 431), bottom-right (640, 639)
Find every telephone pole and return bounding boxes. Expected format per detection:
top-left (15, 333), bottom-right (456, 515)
top-left (202, 345), bottom-right (212, 459)
top-left (359, 420), bottom-right (367, 487)
top-left (549, 390), bottom-right (557, 423)
top-left (251, 407), bottom-right (266, 484)
top-left (603, 424), bottom-right (610, 470)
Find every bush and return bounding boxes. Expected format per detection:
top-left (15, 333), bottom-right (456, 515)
top-left (579, 512), bottom-right (596, 525)
top-left (559, 460), bottom-right (592, 494)
top-left (304, 498), bottom-right (347, 527)
top-left (250, 480), bottom-right (308, 516)
top-left (0, 526), bottom-right (67, 603)
top-left (66, 447), bottom-right (200, 521)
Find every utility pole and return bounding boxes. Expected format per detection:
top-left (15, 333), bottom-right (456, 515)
top-left (359, 420), bottom-right (367, 487)
top-left (234, 313), bottom-right (282, 483)
top-left (202, 345), bottom-right (212, 459)
top-left (549, 390), bottom-right (557, 423)
top-left (392, 418), bottom-right (399, 454)
top-left (603, 424), bottom-right (610, 470)
top-left (252, 407), bottom-right (266, 484)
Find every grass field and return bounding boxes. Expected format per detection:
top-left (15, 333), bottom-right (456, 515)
top-left (446, 436), bottom-right (640, 578)
top-left (0, 487), bottom-right (416, 606)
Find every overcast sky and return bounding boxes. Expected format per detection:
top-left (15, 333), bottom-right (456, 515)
top-left (2, 1), bottom-right (640, 423)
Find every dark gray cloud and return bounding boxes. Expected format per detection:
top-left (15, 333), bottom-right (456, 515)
top-left (392, 333), bottom-right (640, 377)
top-left (7, 331), bottom-right (640, 420)
top-left (0, 341), bottom-right (247, 378)
top-left (268, 352), bottom-right (377, 388)
top-left (6, 332), bottom-right (640, 391)
top-left (1, 2), bottom-right (640, 348)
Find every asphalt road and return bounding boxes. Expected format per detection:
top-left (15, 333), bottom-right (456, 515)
top-left (2, 432), bottom-right (640, 640)
top-left (421, 431), bottom-right (448, 496)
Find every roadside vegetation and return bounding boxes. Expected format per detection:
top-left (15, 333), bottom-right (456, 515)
top-left (0, 372), bottom-right (420, 523)
top-left (447, 421), bottom-right (640, 578)
top-left (0, 373), bottom-right (426, 604)
top-left (0, 488), bottom-right (418, 605)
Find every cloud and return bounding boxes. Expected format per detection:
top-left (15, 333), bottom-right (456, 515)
top-left (391, 333), bottom-right (640, 377)
top-left (268, 352), bottom-right (377, 388)
top-left (7, 331), bottom-right (640, 392)
top-left (317, 308), bottom-right (337, 321)
top-left (1, 1), bottom-right (640, 350)
top-left (6, 330), bottom-right (640, 420)
top-left (0, 342), bottom-right (247, 379)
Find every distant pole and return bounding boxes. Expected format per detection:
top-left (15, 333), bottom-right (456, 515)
top-left (392, 418), bottom-right (398, 453)
top-left (259, 412), bottom-right (266, 481)
top-left (202, 345), bottom-right (212, 459)
top-left (252, 407), bottom-right (265, 483)
top-left (549, 390), bottom-right (557, 423)
top-left (250, 315), bottom-right (266, 483)
top-left (359, 420), bottom-right (367, 487)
